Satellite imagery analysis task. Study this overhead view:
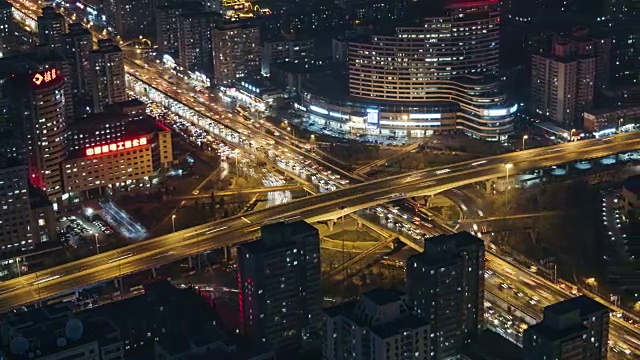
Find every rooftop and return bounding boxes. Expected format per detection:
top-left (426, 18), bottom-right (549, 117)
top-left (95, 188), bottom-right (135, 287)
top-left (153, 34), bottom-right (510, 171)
top-left (544, 295), bottom-right (609, 319)
top-left (371, 316), bottom-right (428, 339)
top-left (0, 303), bottom-right (121, 360)
top-left (464, 329), bottom-right (523, 360)
top-left (526, 321), bottom-right (587, 342)
top-left (242, 220), bottom-right (318, 254)
top-left (623, 175), bottom-right (640, 195)
top-left (362, 288), bottom-right (405, 307)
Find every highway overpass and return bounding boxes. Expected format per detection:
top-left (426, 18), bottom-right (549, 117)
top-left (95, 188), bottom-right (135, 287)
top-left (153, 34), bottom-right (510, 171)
top-left (0, 133), bottom-right (638, 312)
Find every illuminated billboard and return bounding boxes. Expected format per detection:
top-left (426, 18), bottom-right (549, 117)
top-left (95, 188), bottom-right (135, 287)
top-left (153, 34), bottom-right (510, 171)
top-left (366, 109), bottom-right (379, 128)
top-left (31, 68), bottom-right (62, 87)
top-left (85, 137), bottom-right (148, 157)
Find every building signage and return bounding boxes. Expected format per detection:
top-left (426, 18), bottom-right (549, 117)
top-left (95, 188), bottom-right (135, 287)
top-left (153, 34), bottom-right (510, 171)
top-left (85, 136), bottom-right (148, 157)
top-left (366, 109), bottom-right (379, 128)
top-left (32, 68), bottom-right (59, 86)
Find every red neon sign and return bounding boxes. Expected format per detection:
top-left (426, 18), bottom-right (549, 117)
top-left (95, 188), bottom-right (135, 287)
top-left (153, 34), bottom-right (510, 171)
top-left (85, 137), bottom-right (148, 157)
top-left (32, 68), bottom-right (59, 86)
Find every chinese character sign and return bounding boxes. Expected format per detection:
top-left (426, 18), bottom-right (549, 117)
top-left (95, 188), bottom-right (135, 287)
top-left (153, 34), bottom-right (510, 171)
top-left (85, 137), bottom-right (148, 156)
top-left (32, 68), bottom-right (59, 86)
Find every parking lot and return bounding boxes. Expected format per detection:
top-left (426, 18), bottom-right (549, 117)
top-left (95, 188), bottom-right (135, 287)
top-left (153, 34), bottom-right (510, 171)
top-left (58, 215), bottom-right (115, 252)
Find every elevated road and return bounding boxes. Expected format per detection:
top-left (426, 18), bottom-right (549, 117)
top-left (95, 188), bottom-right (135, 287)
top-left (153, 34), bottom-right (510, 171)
top-left (0, 134), bottom-right (637, 312)
top-left (168, 185), bottom-right (306, 200)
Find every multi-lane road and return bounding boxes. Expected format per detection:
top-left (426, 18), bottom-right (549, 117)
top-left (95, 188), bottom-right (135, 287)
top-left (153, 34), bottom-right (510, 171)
top-left (0, 133), bottom-right (638, 313)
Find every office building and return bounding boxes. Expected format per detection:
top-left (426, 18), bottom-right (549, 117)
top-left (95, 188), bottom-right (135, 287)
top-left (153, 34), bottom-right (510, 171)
top-left (299, 0), bottom-right (516, 142)
top-left (523, 295), bottom-right (610, 360)
top-left (0, 0), bottom-right (14, 54)
top-left (261, 37), bottom-right (315, 75)
top-left (0, 155), bottom-right (56, 256)
top-left (62, 23), bottom-right (94, 110)
top-left (238, 220), bottom-right (322, 351)
top-left (104, 0), bottom-right (154, 40)
top-left (0, 158), bottom-right (33, 254)
top-left (7, 67), bottom-right (67, 202)
top-left (212, 20), bottom-right (261, 85)
top-left (583, 106), bottom-right (640, 133)
top-left (177, 12), bottom-right (216, 73)
top-left (322, 288), bottom-right (431, 360)
top-left (37, 6), bottom-right (66, 52)
top-left (406, 232), bottom-right (485, 359)
top-left (62, 116), bottom-right (173, 200)
top-left (531, 42), bottom-right (596, 127)
top-left (90, 39), bottom-right (126, 112)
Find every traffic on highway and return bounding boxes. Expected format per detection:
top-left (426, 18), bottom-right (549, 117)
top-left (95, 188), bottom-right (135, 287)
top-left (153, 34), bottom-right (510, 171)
top-left (5, 2), bottom-right (640, 358)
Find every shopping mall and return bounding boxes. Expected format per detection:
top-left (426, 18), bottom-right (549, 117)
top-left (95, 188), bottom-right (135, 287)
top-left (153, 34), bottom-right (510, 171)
top-left (295, 0), bottom-right (516, 142)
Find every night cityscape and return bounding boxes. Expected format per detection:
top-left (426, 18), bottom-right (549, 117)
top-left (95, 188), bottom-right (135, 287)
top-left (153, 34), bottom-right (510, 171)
top-left (0, 0), bottom-right (637, 359)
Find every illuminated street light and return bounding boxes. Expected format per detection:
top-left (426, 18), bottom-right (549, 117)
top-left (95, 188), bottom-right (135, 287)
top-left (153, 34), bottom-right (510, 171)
top-left (522, 135), bottom-right (528, 151)
top-left (94, 233), bottom-right (100, 255)
top-left (504, 163), bottom-right (513, 209)
top-left (234, 149), bottom-right (240, 177)
top-left (171, 215), bottom-right (176, 233)
top-left (586, 277), bottom-right (598, 294)
top-left (618, 118), bottom-right (623, 134)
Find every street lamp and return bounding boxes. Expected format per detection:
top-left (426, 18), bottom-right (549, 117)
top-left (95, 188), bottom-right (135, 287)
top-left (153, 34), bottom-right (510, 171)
top-left (522, 135), bottom-right (528, 151)
top-left (94, 233), bottom-right (100, 255)
top-left (234, 149), bottom-right (240, 178)
top-left (586, 277), bottom-right (598, 294)
top-left (504, 163), bottom-right (514, 209)
top-left (618, 118), bottom-right (624, 133)
top-left (15, 257), bottom-right (21, 277)
top-left (171, 215), bottom-right (176, 233)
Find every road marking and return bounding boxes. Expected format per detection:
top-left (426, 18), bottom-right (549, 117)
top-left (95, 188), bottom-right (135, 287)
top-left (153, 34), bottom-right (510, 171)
top-left (241, 217), bottom-right (251, 224)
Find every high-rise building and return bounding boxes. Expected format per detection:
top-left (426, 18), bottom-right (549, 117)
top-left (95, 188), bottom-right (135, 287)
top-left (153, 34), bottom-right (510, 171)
top-left (406, 232), bottom-right (485, 359)
top-left (523, 295), bottom-right (610, 360)
top-left (300, 0), bottom-right (516, 142)
top-left (177, 12), bottom-right (216, 73)
top-left (90, 39), bottom-right (126, 111)
top-left (322, 288), bottom-right (431, 360)
top-left (37, 6), bottom-right (66, 52)
top-left (0, 157), bottom-right (34, 253)
top-left (531, 41), bottom-right (596, 127)
top-left (607, 0), bottom-right (638, 84)
top-left (238, 220), bottom-right (322, 351)
top-left (212, 20), bottom-right (261, 85)
top-left (62, 23), bottom-right (94, 110)
top-left (559, 27), bottom-right (612, 91)
top-left (261, 37), bottom-right (315, 75)
top-left (0, 0), bottom-right (14, 54)
top-left (7, 67), bottom-right (67, 202)
top-left (104, 0), bottom-right (155, 40)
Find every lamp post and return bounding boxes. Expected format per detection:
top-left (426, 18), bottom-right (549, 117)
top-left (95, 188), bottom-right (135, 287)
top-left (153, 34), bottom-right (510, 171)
top-left (618, 118), bottom-right (623, 133)
top-left (15, 257), bottom-right (21, 277)
top-left (234, 149), bottom-right (240, 178)
top-left (586, 277), bottom-right (598, 294)
top-left (171, 215), bottom-right (176, 233)
top-left (522, 135), bottom-right (528, 151)
top-left (504, 163), bottom-right (513, 210)
top-left (94, 233), bottom-right (100, 255)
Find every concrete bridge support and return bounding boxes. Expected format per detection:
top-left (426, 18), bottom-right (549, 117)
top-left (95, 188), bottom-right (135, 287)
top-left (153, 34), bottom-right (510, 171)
top-left (113, 278), bottom-right (123, 291)
top-left (327, 219), bottom-right (336, 231)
